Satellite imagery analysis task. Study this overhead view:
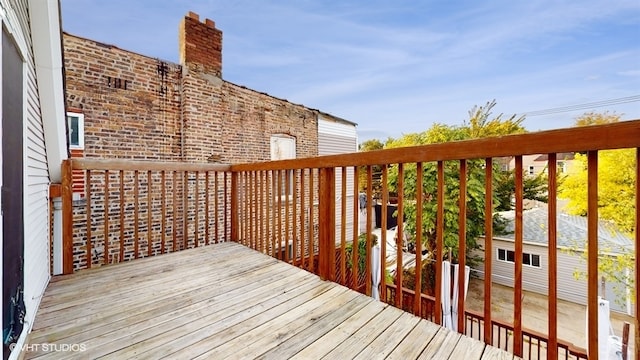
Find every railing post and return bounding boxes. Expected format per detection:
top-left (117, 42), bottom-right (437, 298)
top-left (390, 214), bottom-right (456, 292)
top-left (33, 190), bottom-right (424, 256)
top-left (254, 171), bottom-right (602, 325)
top-left (61, 159), bottom-right (74, 274)
top-left (318, 167), bottom-right (335, 281)
top-left (230, 171), bottom-right (239, 242)
top-left (587, 151), bottom-right (599, 360)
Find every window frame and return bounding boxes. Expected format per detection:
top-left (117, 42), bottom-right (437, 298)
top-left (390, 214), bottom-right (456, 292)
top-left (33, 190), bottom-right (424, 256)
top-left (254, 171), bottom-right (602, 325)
top-left (528, 165), bottom-right (535, 176)
top-left (67, 111), bottom-right (85, 150)
top-left (496, 247), bottom-right (541, 268)
top-left (270, 134), bottom-right (296, 198)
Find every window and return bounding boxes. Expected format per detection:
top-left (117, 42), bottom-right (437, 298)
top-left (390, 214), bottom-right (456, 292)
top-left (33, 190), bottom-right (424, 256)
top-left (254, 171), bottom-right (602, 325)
top-left (67, 112), bottom-right (84, 149)
top-left (270, 134), bottom-right (296, 197)
top-left (528, 165), bottom-right (535, 176)
top-left (557, 161), bottom-right (566, 174)
top-left (497, 248), bottom-right (541, 268)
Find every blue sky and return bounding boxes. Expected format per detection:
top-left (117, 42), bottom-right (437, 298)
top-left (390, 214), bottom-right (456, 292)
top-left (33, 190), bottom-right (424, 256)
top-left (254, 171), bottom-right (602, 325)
top-left (61, 0), bottom-right (640, 142)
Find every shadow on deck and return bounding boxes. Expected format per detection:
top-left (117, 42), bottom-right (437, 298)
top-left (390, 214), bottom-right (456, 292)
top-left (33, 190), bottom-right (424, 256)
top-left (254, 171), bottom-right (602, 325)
top-left (26, 242), bottom-right (515, 359)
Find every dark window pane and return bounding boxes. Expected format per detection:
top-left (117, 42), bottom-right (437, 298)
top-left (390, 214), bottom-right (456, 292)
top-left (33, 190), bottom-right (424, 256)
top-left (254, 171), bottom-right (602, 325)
top-left (532, 255), bottom-right (540, 267)
top-left (506, 250), bottom-right (515, 262)
top-left (68, 116), bottom-right (79, 145)
top-left (498, 249), bottom-right (505, 261)
top-left (523, 253), bottom-right (531, 265)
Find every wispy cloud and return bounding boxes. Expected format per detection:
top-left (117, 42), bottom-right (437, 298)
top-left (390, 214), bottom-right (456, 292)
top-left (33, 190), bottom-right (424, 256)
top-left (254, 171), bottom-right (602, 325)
top-left (61, 0), bottom-right (640, 141)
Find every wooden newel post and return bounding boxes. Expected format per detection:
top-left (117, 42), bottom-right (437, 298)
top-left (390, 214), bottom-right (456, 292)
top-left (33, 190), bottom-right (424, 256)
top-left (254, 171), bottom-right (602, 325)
top-left (230, 171), bottom-right (239, 242)
top-left (61, 159), bottom-right (74, 274)
top-left (318, 168), bottom-right (336, 281)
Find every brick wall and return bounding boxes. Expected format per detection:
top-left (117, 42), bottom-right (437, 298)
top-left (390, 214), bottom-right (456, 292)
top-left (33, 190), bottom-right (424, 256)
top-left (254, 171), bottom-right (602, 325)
top-left (64, 34), bottom-right (183, 161)
top-left (63, 21), bottom-right (318, 164)
top-left (63, 12), bottom-right (328, 268)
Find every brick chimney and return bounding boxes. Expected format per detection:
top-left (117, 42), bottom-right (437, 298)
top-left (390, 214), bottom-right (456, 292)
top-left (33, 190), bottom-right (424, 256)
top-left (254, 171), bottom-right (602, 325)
top-left (179, 11), bottom-right (223, 77)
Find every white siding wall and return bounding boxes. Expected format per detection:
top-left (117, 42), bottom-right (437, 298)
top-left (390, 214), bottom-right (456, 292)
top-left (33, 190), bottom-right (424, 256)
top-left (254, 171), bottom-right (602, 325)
top-left (474, 237), bottom-right (631, 314)
top-left (318, 117), bottom-right (358, 242)
top-left (1, 0), bottom-right (51, 357)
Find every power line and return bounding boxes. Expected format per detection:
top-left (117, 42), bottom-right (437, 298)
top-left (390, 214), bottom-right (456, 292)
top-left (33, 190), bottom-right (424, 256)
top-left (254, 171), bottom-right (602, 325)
top-left (521, 95), bottom-right (640, 117)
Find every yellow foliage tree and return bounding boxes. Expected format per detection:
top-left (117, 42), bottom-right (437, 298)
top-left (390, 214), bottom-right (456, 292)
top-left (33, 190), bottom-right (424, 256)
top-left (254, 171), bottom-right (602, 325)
top-left (559, 112), bottom-right (636, 306)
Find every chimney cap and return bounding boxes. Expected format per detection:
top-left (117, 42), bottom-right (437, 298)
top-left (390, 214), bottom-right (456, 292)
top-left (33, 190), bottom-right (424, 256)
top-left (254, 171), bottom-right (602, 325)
top-left (187, 11), bottom-right (199, 21)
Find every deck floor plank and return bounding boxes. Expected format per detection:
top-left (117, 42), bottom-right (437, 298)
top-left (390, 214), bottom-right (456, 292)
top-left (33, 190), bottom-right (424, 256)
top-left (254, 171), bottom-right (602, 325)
top-left (29, 265), bottom-right (305, 349)
top-left (321, 306), bottom-right (404, 359)
top-left (417, 327), bottom-right (461, 359)
top-left (288, 300), bottom-right (389, 360)
top-left (385, 318), bottom-right (441, 359)
top-left (101, 280), bottom-right (331, 359)
top-left (24, 242), bottom-right (515, 360)
top-left (352, 312), bottom-right (422, 360)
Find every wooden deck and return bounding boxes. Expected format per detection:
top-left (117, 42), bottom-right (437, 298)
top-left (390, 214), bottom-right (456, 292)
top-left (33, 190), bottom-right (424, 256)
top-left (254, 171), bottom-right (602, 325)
top-left (25, 242), bottom-right (515, 359)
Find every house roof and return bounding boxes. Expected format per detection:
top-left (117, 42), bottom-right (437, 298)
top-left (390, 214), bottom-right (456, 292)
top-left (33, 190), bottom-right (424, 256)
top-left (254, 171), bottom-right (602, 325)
top-left (534, 152), bottom-right (575, 162)
top-left (496, 206), bottom-right (632, 254)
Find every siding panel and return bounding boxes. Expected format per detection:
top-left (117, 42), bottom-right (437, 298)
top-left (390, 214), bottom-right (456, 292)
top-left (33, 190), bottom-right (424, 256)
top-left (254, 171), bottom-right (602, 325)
top-left (2, 1), bottom-right (52, 358)
top-left (474, 237), bottom-right (630, 314)
top-left (318, 119), bottom-right (358, 241)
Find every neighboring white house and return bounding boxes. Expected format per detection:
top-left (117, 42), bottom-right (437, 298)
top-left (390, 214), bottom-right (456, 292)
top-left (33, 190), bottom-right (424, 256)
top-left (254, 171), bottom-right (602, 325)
top-left (1, 0), bottom-right (67, 359)
top-left (503, 152), bottom-right (575, 176)
top-left (317, 113), bottom-right (358, 243)
top-left (474, 206), bottom-right (634, 315)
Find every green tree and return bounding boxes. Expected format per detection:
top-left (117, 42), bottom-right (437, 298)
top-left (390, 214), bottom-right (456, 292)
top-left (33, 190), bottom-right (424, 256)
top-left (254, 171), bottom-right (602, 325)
top-left (495, 170), bottom-right (549, 211)
top-left (386, 101), bottom-right (528, 264)
top-left (559, 112), bottom-right (635, 305)
top-left (358, 139), bottom-right (385, 197)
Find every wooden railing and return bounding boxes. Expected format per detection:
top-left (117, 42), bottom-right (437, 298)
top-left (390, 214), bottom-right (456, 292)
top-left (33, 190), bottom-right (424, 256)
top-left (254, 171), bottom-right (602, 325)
top-left (60, 159), bottom-right (232, 273)
top-left (229, 120), bottom-right (640, 360)
top-left (59, 121), bottom-right (640, 360)
top-left (465, 309), bottom-right (588, 359)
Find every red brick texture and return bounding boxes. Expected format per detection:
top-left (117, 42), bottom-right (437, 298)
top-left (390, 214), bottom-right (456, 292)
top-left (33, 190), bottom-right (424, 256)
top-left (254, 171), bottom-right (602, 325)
top-left (62, 12), bottom-right (331, 270)
top-left (179, 13), bottom-right (223, 77)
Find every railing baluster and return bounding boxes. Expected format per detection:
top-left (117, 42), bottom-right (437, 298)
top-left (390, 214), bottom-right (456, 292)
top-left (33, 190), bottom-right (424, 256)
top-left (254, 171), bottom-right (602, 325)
top-left (395, 163), bottom-right (404, 308)
top-left (134, 170), bottom-right (139, 258)
top-left (258, 171), bottom-right (268, 252)
top-left (293, 169), bottom-right (299, 264)
top-left (366, 165), bottom-right (373, 296)
top-left (272, 170), bottom-right (277, 257)
top-left (300, 169), bottom-right (306, 269)
top-left (148, 170), bottom-right (152, 255)
top-left (183, 171), bottom-right (189, 249)
top-left (172, 171), bottom-right (177, 251)
top-left (457, 159), bottom-right (467, 333)
top-left (484, 158), bottom-right (493, 344)
top-left (86, 169), bottom-right (92, 268)
top-left (285, 169), bottom-right (291, 261)
top-left (194, 171), bottom-right (199, 248)
top-left (587, 151), bottom-right (599, 359)
top-left (340, 166), bottom-right (347, 285)
top-left (251, 171), bottom-right (260, 250)
top-left (224, 171), bottom-right (229, 241)
top-left (548, 153), bottom-right (558, 359)
top-left (381, 165), bottom-right (389, 300)
top-left (435, 160), bottom-right (444, 325)
top-left (352, 166), bottom-right (359, 289)
top-left (514, 155), bottom-right (523, 357)
top-left (309, 169), bottom-right (316, 272)
top-left (161, 170), bottom-right (166, 253)
top-left (214, 171), bottom-right (219, 243)
top-left (104, 170), bottom-right (110, 265)
top-left (204, 171), bottom-right (209, 246)
top-left (118, 170), bottom-right (124, 262)
top-left (414, 162), bottom-right (423, 316)
top-left (635, 147), bottom-right (640, 360)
